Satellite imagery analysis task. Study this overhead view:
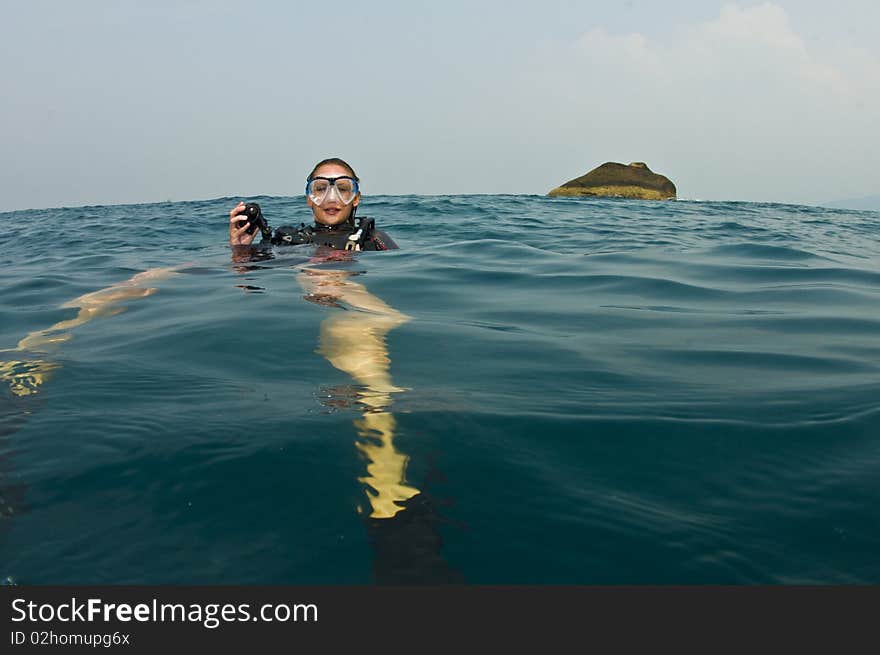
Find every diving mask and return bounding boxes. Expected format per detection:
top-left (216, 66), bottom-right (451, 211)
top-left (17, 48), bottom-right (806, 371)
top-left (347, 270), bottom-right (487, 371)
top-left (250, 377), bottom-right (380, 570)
top-left (306, 176), bottom-right (359, 205)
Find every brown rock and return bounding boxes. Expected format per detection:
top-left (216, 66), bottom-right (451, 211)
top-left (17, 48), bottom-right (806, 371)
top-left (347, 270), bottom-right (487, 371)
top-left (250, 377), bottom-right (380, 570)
top-left (548, 162), bottom-right (676, 200)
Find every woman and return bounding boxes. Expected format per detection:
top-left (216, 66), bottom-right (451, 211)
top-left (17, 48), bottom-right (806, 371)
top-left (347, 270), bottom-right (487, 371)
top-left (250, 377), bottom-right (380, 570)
top-left (228, 157), bottom-right (397, 251)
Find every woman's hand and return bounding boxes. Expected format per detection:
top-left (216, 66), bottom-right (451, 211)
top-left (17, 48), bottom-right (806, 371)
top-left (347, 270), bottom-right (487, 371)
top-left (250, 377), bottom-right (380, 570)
top-left (228, 202), bottom-right (256, 245)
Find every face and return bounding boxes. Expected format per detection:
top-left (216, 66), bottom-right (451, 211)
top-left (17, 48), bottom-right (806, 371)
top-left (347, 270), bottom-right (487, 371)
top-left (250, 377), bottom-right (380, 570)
top-left (306, 163), bottom-right (360, 226)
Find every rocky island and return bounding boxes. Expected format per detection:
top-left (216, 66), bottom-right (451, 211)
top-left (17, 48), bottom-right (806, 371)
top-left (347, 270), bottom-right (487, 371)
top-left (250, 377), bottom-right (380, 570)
top-left (548, 162), bottom-right (676, 200)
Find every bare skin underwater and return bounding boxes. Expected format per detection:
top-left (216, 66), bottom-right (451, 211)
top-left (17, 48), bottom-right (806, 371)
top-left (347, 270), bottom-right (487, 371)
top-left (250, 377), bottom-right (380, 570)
top-left (296, 262), bottom-right (461, 582)
top-left (2, 255), bottom-right (420, 520)
top-left (299, 267), bottom-right (419, 519)
top-left (1, 256), bottom-right (416, 521)
top-left (3, 251), bottom-right (457, 582)
top-left (0, 267), bottom-right (181, 397)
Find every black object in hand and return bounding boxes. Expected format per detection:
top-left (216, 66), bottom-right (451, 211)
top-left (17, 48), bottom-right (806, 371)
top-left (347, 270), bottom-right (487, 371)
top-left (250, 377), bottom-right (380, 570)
top-left (237, 202), bottom-right (269, 236)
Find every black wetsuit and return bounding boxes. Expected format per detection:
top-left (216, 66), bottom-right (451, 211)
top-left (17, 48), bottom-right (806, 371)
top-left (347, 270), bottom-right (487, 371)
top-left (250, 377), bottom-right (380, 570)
top-left (271, 217), bottom-right (398, 251)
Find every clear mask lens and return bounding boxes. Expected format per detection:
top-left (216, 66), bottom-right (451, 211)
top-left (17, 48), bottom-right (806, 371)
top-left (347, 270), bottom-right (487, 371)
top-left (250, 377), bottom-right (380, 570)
top-left (306, 177), bottom-right (359, 205)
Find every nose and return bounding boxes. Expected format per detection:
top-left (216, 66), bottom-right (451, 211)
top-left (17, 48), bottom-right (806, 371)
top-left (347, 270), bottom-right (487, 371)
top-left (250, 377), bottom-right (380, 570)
top-left (321, 183), bottom-right (343, 205)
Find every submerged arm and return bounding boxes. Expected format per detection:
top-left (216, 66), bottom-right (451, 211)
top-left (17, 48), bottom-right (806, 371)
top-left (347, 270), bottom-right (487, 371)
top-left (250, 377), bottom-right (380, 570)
top-left (16, 266), bottom-right (180, 351)
top-left (2, 266), bottom-right (180, 396)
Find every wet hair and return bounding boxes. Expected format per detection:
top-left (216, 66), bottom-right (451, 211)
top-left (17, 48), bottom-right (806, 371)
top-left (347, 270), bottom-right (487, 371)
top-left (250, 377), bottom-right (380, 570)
top-left (308, 157), bottom-right (359, 181)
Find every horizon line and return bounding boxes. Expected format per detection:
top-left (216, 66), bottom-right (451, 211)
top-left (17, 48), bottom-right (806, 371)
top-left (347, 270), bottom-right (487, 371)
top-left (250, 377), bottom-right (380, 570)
top-left (1, 194), bottom-right (876, 216)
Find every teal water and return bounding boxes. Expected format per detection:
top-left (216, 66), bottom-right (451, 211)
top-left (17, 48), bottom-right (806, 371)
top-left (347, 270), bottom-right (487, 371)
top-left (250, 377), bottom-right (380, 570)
top-left (1, 195), bottom-right (879, 584)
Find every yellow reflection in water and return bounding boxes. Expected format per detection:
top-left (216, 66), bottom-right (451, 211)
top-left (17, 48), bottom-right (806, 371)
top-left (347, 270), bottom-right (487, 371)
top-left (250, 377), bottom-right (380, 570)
top-left (301, 268), bottom-right (419, 519)
top-left (0, 359), bottom-right (61, 397)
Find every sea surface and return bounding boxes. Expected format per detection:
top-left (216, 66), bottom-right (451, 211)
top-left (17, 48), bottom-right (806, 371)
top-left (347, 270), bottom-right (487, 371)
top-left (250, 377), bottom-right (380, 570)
top-left (1, 195), bottom-right (879, 584)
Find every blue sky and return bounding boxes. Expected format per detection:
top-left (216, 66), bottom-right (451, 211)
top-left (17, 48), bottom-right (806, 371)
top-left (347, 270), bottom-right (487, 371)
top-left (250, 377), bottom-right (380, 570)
top-left (2, 1), bottom-right (878, 210)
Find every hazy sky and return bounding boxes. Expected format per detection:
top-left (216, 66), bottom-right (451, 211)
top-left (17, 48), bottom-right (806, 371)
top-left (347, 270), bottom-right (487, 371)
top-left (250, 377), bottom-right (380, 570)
top-left (2, 1), bottom-right (878, 211)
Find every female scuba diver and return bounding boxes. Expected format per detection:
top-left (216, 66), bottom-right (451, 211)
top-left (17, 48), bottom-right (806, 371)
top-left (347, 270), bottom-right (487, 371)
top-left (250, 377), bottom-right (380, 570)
top-left (228, 157), bottom-right (460, 582)
top-left (228, 157), bottom-right (397, 252)
top-left (2, 157), bottom-right (458, 582)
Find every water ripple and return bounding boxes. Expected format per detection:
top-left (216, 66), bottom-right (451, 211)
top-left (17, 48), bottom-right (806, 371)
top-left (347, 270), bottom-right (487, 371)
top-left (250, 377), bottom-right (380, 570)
top-left (2, 195), bottom-right (880, 583)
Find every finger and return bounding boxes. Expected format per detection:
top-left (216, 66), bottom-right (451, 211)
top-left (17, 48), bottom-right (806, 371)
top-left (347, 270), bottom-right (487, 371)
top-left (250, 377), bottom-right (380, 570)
top-left (232, 222), bottom-right (251, 236)
top-left (229, 202), bottom-right (246, 219)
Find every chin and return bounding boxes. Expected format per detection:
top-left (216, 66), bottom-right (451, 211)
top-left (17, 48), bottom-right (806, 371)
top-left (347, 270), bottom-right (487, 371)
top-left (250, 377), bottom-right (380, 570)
top-left (320, 212), bottom-right (350, 226)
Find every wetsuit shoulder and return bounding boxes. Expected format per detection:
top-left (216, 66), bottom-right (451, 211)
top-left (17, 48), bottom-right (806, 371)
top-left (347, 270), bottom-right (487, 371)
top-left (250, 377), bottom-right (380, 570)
top-left (367, 229), bottom-right (398, 251)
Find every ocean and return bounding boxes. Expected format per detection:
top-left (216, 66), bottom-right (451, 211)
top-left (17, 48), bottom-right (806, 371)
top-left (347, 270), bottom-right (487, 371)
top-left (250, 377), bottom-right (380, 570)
top-left (1, 195), bottom-right (879, 584)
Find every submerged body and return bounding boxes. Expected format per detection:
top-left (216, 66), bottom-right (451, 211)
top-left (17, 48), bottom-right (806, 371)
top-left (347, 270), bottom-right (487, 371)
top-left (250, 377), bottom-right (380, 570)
top-left (3, 158), bottom-right (457, 584)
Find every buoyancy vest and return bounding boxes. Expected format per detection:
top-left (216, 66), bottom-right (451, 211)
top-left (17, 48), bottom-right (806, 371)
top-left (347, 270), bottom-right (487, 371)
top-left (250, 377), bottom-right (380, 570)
top-left (270, 216), bottom-right (397, 251)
